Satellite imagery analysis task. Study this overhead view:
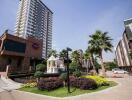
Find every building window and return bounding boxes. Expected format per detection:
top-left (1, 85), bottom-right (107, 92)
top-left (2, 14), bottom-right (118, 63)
top-left (2, 39), bottom-right (26, 53)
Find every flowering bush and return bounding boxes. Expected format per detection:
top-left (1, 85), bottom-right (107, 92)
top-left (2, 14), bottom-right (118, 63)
top-left (70, 77), bottom-right (97, 90)
top-left (14, 78), bottom-right (36, 83)
top-left (84, 75), bottom-right (109, 86)
top-left (76, 78), bottom-right (97, 90)
top-left (69, 76), bottom-right (77, 86)
top-left (37, 77), bottom-right (63, 91)
top-left (21, 82), bottom-right (37, 88)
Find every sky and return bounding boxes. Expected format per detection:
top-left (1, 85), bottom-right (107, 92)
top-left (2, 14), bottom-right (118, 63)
top-left (0, 0), bottom-right (132, 61)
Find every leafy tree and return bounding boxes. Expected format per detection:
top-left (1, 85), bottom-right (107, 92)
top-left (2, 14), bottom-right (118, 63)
top-left (48, 49), bottom-right (57, 57)
top-left (71, 50), bottom-right (80, 62)
top-left (69, 61), bottom-right (79, 74)
top-left (104, 61), bottom-right (117, 70)
top-left (88, 30), bottom-right (113, 76)
top-left (59, 49), bottom-right (67, 60)
top-left (69, 61), bottom-right (82, 77)
top-left (71, 50), bottom-right (83, 68)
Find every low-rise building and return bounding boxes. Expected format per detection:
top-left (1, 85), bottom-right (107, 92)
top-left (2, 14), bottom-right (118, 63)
top-left (0, 31), bottom-right (43, 74)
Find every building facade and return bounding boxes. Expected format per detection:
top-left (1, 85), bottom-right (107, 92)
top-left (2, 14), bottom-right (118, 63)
top-left (0, 32), bottom-right (43, 74)
top-left (15, 0), bottom-right (53, 59)
top-left (115, 18), bottom-right (132, 72)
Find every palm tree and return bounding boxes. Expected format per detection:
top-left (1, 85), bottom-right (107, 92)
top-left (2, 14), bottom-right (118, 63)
top-left (85, 47), bottom-right (97, 74)
top-left (88, 30), bottom-right (113, 76)
top-left (83, 49), bottom-right (91, 74)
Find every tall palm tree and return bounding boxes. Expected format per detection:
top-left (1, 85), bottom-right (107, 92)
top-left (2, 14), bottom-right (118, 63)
top-left (86, 47), bottom-right (97, 74)
top-left (88, 30), bottom-right (113, 76)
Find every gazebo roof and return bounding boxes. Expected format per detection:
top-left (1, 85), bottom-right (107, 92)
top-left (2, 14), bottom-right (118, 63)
top-left (47, 55), bottom-right (56, 61)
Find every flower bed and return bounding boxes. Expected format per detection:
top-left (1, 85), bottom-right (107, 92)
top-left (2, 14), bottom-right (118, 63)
top-left (37, 77), bottom-right (63, 91)
top-left (83, 75), bottom-right (110, 86)
top-left (70, 77), bottom-right (97, 90)
top-left (19, 81), bottom-right (117, 97)
top-left (19, 76), bottom-right (117, 97)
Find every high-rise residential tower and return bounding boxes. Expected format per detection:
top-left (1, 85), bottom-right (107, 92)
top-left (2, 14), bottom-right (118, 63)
top-left (15, 0), bottom-right (53, 59)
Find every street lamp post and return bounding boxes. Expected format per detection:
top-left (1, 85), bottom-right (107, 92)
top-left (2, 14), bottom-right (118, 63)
top-left (66, 47), bottom-right (72, 93)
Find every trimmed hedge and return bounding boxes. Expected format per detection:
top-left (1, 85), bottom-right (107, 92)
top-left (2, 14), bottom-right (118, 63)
top-left (37, 77), bottom-right (63, 91)
top-left (36, 64), bottom-right (46, 71)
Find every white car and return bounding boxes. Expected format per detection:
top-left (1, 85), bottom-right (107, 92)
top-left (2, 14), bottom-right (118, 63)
top-left (113, 69), bottom-right (128, 74)
top-left (112, 68), bottom-right (120, 72)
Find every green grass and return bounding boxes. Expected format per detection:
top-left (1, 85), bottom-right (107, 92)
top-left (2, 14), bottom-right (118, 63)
top-left (19, 81), bottom-right (117, 97)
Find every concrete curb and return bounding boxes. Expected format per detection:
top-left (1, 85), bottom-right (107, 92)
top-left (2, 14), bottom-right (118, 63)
top-left (12, 79), bottom-right (120, 100)
top-left (14, 90), bottom-right (62, 100)
top-left (63, 80), bottom-right (121, 99)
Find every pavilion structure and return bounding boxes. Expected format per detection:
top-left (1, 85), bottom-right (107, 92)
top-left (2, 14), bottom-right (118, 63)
top-left (47, 55), bottom-right (65, 73)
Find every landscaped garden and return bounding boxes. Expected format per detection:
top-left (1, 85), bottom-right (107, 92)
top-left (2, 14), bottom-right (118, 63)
top-left (19, 81), bottom-right (116, 97)
top-left (18, 30), bottom-right (118, 97)
top-left (19, 75), bottom-right (117, 97)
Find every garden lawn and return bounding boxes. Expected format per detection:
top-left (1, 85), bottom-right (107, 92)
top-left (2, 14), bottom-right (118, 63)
top-left (19, 81), bottom-right (117, 97)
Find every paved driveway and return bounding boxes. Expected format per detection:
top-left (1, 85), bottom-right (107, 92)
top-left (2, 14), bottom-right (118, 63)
top-left (0, 76), bottom-right (21, 92)
top-left (0, 75), bottom-right (132, 100)
top-left (64, 76), bottom-right (132, 100)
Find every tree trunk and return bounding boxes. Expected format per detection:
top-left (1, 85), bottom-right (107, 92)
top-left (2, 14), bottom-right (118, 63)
top-left (36, 78), bottom-right (39, 83)
top-left (99, 52), bottom-right (106, 77)
top-left (90, 55), bottom-right (97, 75)
top-left (85, 59), bottom-right (89, 74)
top-left (86, 59), bottom-right (89, 74)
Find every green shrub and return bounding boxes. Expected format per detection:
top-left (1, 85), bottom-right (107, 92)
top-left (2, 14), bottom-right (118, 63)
top-left (21, 82), bottom-right (37, 88)
top-left (84, 75), bottom-right (109, 86)
top-left (34, 71), bottom-right (44, 78)
top-left (36, 64), bottom-right (46, 71)
top-left (71, 77), bottom-right (97, 90)
top-left (73, 70), bottom-right (81, 77)
top-left (37, 77), bottom-right (63, 91)
top-left (59, 73), bottom-right (67, 81)
top-left (69, 61), bottom-right (79, 73)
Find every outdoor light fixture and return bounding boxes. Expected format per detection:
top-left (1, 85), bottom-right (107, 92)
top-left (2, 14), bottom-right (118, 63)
top-left (66, 47), bottom-right (72, 93)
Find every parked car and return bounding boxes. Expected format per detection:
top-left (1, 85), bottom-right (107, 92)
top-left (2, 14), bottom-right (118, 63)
top-left (113, 69), bottom-right (128, 74)
top-left (112, 68), bottom-right (120, 72)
